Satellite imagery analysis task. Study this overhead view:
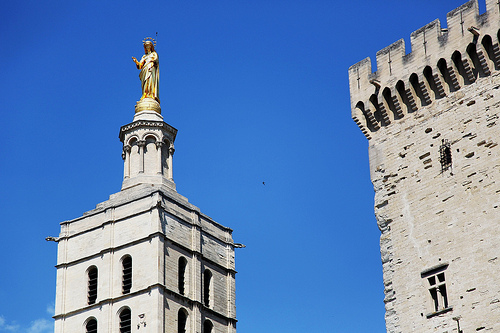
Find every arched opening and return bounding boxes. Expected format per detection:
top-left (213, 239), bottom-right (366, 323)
top-left (382, 87), bottom-right (402, 120)
top-left (369, 94), bottom-right (389, 126)
top-left (203, 269), bottom-right (212, 307)
top-left (178, 257), bottom-right (187, 295)
top-left (178, 308), bottom-right (188, 333)
top-left (87, 266), bottom-right (98, 305)
top-left (423, 66), bottom-right (444, 100)
top-left (162, 139), bottom-right (171, 177)
top-left (481, 35), bottom-right (498, 70)
top-left (203, 319), bottom-right (213, 333)
top-left (409, 73), bottom-right (429, 107)
top-left (452, 51), bottom-right (472, 85)
top-left (128, 137), bottom-right (139, 176)
top-left (143, 135), bottom-right (157, 175)
top-left (355, 101), bottom-right (378, 132)
top-left (119, 308), bottom-right (131, 333)
top-left (466, 43), bottom-right (487, 78)
top-left (396, 80), bottom-right (416, 113)
top-left (122, 255), bottom-right (132, 294)
top-left (437, 58), bottom-right (459, 93)
top-left (85, 318), bottom-right (97, 333)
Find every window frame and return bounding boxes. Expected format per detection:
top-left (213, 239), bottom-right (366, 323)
top-left (122, 255), bottom-right (132, 294)
top-left (87, 266), bottom-right (98, 305)
top-left (421, 263), bottom-right (452, 318)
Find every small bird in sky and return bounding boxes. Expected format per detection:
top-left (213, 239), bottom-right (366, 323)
top-left (262, 181), bottom-right (265, 185)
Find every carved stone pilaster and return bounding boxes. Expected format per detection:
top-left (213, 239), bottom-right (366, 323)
top-left (137, 141), bottom-right (146, 174)
top-left (155, 141), bottom-right (164, 174)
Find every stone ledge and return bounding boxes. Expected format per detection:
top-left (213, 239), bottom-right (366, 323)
top-left (426, 306), bottom-right (453, 318)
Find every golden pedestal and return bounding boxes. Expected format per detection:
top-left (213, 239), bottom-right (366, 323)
top-left (135, 98), bottom-right (161, 114)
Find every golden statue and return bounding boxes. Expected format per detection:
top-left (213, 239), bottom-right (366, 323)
top-left (132, 38), bottom-right (160, 103)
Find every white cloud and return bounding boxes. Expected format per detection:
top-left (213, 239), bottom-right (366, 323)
top-left (0, 316), bottom-right (21, 332)
top-left (27, 319), bottom-right (53, 333)
top-left (0, 316), bottom-right (53, 333)
top-left (46, 303), bottom-right (55, 316)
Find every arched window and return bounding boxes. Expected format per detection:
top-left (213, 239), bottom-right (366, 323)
top-left (178, 257), bottom-right (187, 295)
top-left (85, 318), bottom-right (97, 333)
top-left (203, 269), bottom-right (212, 307)
top-left (178, 309), bottom-right (188, 333)
top-left (87, 267), bottom-right (98, 305)
top-left (122, 256), bottom-right (132, 294)
top-left (203, 319), bottom-right (213, 333)
top-left (119, 308), bottom-right (131, 333)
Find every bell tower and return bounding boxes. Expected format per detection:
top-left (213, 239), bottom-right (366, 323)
top-left (53, 39), bottom-right (238, 333)
top-left (120, 104), bottom-right (177, 191)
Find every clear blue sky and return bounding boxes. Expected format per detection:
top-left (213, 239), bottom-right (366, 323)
top-left (0, 0), bottom-right (475, 332)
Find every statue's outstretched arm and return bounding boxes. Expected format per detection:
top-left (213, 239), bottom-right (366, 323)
top-left (132, 56), bottom-right (143, 69)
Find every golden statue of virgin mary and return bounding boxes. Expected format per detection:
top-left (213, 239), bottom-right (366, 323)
top-left (132, 37), bottom-right (160, 103)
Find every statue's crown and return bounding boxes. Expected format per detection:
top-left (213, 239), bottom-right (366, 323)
top-left (143, 37), bottom-right (156, 47)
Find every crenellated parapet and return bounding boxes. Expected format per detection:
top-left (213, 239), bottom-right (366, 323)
top-left (349, 0), bottom-right (500, 139)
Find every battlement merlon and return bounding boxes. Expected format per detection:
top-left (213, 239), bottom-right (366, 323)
top-left (348, 0), bottom-right (500, 139)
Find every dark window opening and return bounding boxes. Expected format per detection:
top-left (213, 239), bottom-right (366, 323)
top-left (178, 309), bottom-right (187, 333)
top-left (88, 267), bottom-right (98, 305)
top-left (178, 257), bottom-right (187, 295)
top-left (119, 308), bottom-right (131, 333)
top-left (203, 269), bottom-right (212, 307)
top-left (203, 320), bottom-right (213, 333)
top-left (122, 256), bottom-right (132, 294)
top-left (86, 319), bottom-right (97, 333)
top-left (440, 140), bottom-right (452, 173)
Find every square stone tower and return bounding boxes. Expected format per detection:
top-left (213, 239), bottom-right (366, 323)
top-left (348, 1), bottom-right (500, 332)
top-left (53, 42), bottom-right (238, 332)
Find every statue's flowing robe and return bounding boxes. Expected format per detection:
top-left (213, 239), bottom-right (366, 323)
top-left (139, 51), bottom-right (159, 102)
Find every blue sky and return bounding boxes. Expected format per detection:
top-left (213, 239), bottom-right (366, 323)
top-left (0, 0), bottom-right (474, 332)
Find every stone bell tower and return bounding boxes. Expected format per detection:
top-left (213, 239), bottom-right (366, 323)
top-left (120, 102), bottom-right (176, 191)
top-left (53, 39), bottom-right (238, 333)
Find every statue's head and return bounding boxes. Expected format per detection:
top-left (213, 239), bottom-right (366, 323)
top-left (143, 37), bottom-right (156, 53)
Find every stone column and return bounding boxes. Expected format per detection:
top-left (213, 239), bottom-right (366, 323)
top-left (155, 141), bottom-right (163, 175)
top-left (168, 145), bottom-right (175, 180)
top-left (122, 145), bottom-right (131, 179)
top-left (137, 140), bottom-right (146, 174)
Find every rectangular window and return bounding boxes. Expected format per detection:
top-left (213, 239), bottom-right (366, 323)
top-left (421, 264), bottom-right (452, 318)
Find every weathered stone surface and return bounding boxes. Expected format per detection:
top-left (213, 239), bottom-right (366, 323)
top-left (349, 1), bottom-right (500, 332)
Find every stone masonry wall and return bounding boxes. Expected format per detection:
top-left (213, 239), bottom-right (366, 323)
top-left (55, 184), bottom-right (237, 332)
top-left (349, 1), bottom-right (500, 332)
